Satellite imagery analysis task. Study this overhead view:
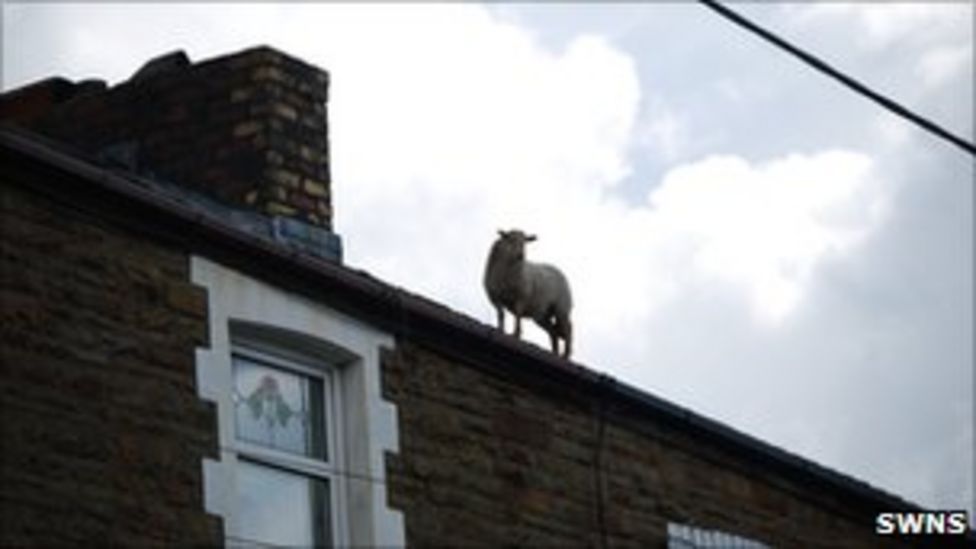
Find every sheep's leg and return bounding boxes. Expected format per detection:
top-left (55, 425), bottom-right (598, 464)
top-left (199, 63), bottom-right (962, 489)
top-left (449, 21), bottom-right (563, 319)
top-left (558, 315), bottom-right (572, 359)
top-left (496, 306), bottom-right (505, 333)
top-left (537, 314), bottom-right (559, 354)
top-left (512, 302), bottom-right (526, 339)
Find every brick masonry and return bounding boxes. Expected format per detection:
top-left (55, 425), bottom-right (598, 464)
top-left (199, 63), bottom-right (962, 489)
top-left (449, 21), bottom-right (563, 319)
top-left (0, 46), bottom-right (333, 229)
top-left (383, 341), bottom-right (915, 548)
top-left (0, 183), bottom-right (221, 546)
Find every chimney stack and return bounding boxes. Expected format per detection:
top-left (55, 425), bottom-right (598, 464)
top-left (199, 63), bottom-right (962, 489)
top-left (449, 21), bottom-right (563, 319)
top-left (0, 46), bottom-right (340, 260)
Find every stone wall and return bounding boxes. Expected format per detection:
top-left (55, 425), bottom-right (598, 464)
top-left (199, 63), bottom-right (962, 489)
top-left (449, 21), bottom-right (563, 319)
top-left (383, 341), bottom-right (914, 548)
top-left (0, 183), bottom-right (220, 546)
top-left (0, 149), bottom-right (950, 548)
top-left (0, 156), bottom-right (938, 549)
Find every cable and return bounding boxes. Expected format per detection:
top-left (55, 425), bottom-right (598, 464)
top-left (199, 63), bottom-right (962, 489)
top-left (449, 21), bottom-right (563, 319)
top-left (698, 0), bottom-right (976, 157)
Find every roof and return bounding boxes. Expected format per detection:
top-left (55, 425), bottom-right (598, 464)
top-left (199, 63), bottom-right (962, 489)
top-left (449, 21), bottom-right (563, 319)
top-left (0, 124), bottom-right (951, 527)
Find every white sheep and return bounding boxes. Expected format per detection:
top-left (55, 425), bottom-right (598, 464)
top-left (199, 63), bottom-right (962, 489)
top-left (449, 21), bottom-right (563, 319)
top-left (483, 229), bottom-right (573, 358)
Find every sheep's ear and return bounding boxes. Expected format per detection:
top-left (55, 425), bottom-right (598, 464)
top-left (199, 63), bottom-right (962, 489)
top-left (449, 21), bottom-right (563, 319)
top-left (526, 234), bottom-right (537, 242)
top-left (497, 229), bottom-right (507, 238)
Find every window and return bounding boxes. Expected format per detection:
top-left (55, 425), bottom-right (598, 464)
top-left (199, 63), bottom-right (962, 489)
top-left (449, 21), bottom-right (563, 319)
top-left (192, 256), bottom-right (404, 548)
top-left (228, 343), bottom-right (341, 547)
top-left (667, 522), bottom-right (770, 549)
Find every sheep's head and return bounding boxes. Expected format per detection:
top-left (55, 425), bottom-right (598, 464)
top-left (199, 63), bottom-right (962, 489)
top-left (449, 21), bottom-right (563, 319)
top-left (496, 229), bottom-right (537, 261)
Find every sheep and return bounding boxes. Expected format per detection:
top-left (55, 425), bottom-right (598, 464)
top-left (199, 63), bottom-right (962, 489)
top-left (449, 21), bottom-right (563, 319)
top-left (483, 229), bottom-right (573, 358)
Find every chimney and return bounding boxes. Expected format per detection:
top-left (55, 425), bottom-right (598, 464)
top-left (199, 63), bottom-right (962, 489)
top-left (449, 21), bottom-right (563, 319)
top-left (0, 46), bottom-right (340, 260)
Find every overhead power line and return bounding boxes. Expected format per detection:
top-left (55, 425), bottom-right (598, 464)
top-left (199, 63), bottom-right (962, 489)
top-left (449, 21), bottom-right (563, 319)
top-left (698, 0), bottom-right (976, 157)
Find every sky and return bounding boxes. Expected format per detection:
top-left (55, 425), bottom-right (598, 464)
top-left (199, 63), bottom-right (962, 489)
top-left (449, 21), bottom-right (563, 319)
top-left (3, 1), bottom-right (973, 523)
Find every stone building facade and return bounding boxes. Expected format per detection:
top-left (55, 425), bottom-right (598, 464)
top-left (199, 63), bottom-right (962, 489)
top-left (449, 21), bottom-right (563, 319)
top-left (1, 46), bottom-right (969, 548)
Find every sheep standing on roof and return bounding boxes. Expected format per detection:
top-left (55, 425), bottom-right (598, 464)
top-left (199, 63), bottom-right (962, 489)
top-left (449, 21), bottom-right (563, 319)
top-left (483, 229), bottom-right (573, 358)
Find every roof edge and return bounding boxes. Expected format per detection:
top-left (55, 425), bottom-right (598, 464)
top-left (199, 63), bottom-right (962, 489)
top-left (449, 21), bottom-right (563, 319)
top-left (2, 125), bottom-right (960, 531)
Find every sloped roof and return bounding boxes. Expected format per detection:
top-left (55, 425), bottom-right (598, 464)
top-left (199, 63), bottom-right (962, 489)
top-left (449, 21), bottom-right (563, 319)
top-left (1, 124), bottom-right (948, 529)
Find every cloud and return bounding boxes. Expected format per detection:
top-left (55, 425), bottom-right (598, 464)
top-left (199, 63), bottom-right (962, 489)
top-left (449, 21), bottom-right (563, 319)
top-left (791, 4), bottom-right (971, 52)
top-left (315, 6), bottom-right (888, 356)
top-left (313, 8), bottom-right (644, 331)
top-left (636, 96), bottom-right (688, 163)
top-left (646, 151), bottom-right (883, 323)
top-left (774, 2), bottom-right (972, 139)
top-left (917, 43), bottom-right (972, 91)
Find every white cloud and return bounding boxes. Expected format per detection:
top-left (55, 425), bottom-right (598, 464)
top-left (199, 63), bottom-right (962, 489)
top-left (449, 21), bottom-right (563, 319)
top-left (310, 8), bottom-right (645, 335)
top-left (274, 4), bottom-right (889, 358)
top-left (792, 4), bottom-right (970, 52)
top-left (637, 97), bottom-right (688, 163)
top-left (855, 4), bottom-right (955, 49)
top-left (917, 43), bottom-right (972, 90)
top-left (647, 151), bottom-right (883, 323)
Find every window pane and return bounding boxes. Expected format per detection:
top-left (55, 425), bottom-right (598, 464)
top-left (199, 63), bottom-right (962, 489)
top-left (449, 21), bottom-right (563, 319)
top-left (667, 522), bottom-right (770, 549)
top-left (236, 460), bottom-right (331, 548)
top-left (233, 354), bottom-right (326, 459)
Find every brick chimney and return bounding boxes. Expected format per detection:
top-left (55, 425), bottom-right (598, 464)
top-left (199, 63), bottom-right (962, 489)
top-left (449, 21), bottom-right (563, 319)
top-left (0, 46), bottom-right (340, 260)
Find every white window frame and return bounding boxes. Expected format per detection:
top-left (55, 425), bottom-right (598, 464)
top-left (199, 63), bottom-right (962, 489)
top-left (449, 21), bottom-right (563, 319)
top-left (192, 256), bottom-right (404, 548)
